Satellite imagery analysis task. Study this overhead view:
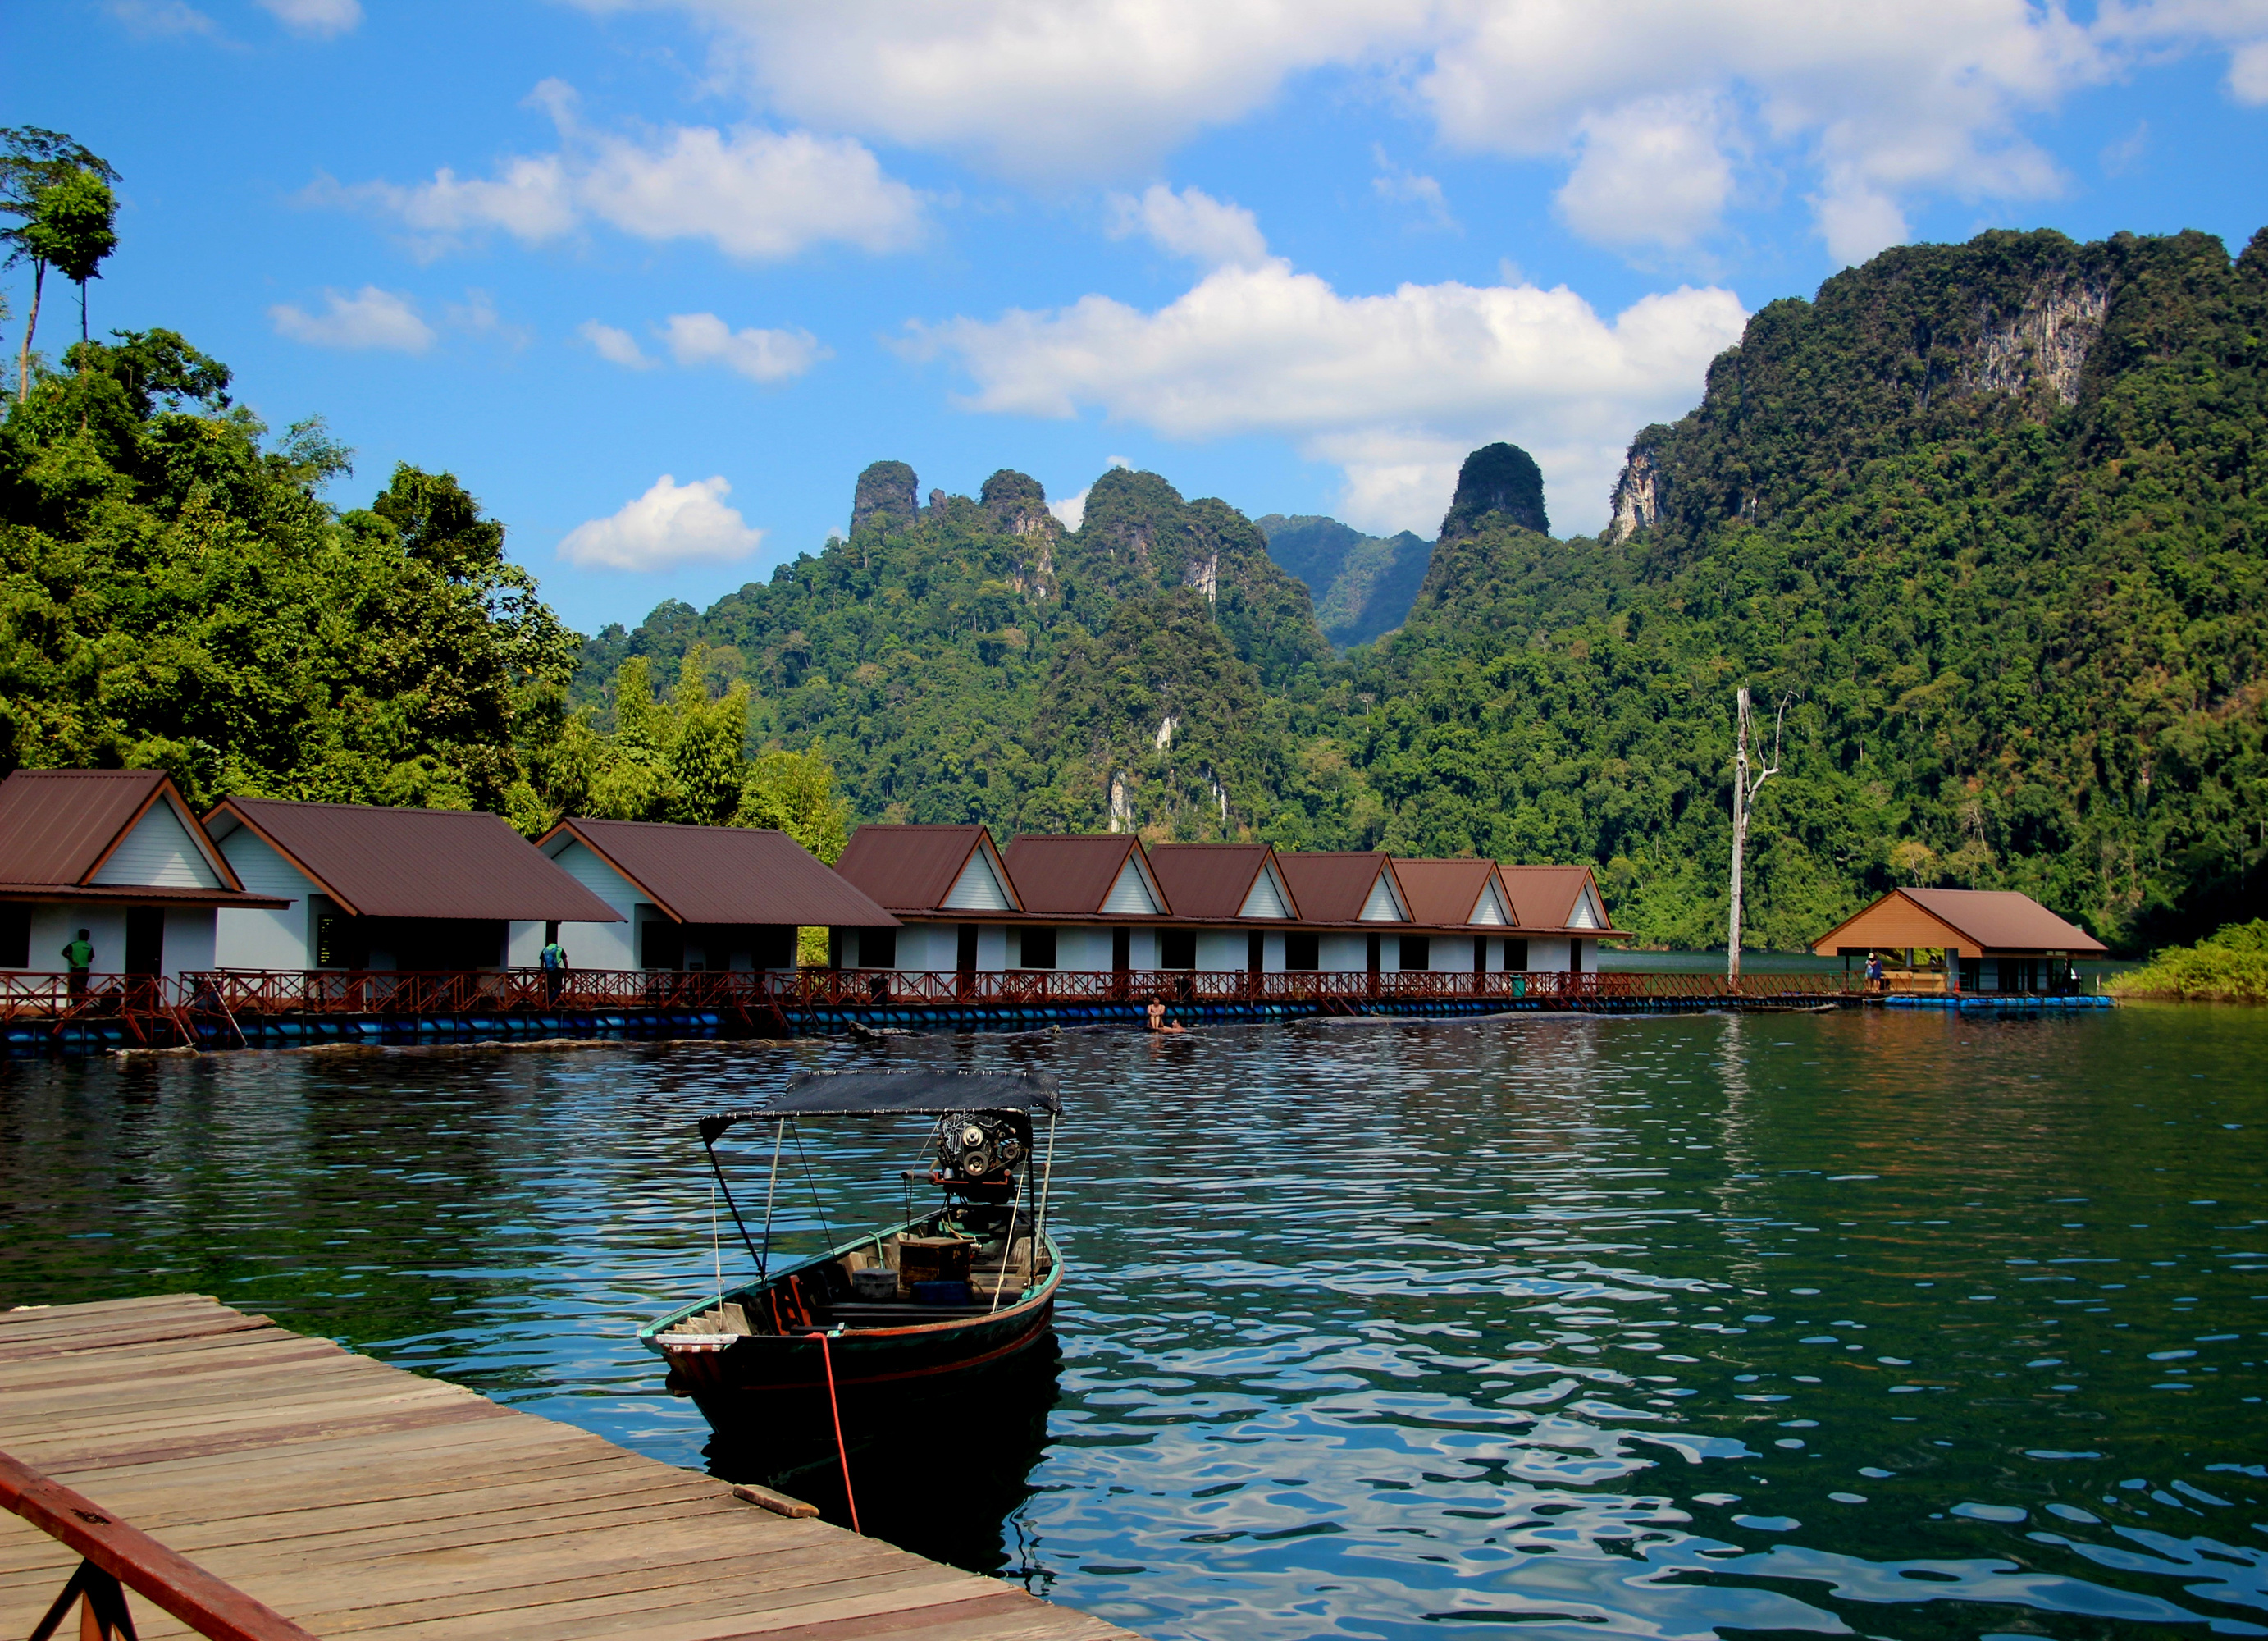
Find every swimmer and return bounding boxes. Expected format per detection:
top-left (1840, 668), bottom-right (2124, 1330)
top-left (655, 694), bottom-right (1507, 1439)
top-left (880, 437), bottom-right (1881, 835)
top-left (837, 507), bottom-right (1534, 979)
top-left (1145, 999), bottom-right (1185, 1033)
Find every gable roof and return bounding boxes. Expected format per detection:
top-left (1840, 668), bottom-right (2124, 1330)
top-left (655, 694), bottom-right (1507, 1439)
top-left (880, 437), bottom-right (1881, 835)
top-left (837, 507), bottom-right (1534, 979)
top-left (1497, 864), bottom-right (1622, 935)
top-left (1002, 834), bottom-right (1168, 917)
top-left (1146, 843), bottom-right (1295, 921)
top-left (1392, 858), bottom-right (1510, 929)
top-left (1275, 852), bottom-right (1407, 924)
top-left (1811, 888), bottom-right (2107, 955)
top-left (204, 798), bottom-right (619, 923)
top-left (0, 770), bottom-right (285, 907)
top-left (833, 825), bottom-right (1024, 915)
top-left (539, 819), bottom-right (896, 927)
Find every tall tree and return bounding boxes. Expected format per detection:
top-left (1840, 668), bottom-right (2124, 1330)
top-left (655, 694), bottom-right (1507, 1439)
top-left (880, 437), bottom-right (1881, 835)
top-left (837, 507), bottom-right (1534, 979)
top-left (0, 128), bottom-right (118, 399)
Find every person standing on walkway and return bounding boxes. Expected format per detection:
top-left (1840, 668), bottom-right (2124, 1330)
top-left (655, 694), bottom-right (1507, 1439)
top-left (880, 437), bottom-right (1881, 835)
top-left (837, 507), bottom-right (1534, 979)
top-left (539, 931), bottom-right (570, 1006)
top-left (62, 929), bottom-right (94, 1000)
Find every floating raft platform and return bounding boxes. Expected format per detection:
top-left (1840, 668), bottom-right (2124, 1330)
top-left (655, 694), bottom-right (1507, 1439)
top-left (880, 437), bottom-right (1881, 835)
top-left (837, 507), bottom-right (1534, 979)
top-left (5, 967), bottom-right (1873, 1053)
top-left (0, 1295), bottom-right (1138, 1641)
top-left (1881, 994), bottom-right (2115, 1012)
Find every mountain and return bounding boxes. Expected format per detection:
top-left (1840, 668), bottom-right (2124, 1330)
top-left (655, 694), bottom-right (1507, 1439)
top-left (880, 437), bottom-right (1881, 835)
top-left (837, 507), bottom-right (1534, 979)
top-left (1352, 226), bottom-right (2268, 950)
top-left (574, 462), bottom-right (1336, 842)
top-left (1255, 514), bottom-right (1432, 651)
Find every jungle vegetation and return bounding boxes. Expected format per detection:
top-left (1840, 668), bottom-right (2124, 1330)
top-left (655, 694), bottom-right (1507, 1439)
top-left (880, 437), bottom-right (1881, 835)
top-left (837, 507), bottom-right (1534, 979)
top-left (6, 197), bottom-right (2261, 951)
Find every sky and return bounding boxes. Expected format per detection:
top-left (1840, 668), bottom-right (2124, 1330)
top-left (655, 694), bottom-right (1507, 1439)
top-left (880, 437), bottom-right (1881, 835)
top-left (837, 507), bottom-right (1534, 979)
top-left (6, 1), bottom-right (2266, 638)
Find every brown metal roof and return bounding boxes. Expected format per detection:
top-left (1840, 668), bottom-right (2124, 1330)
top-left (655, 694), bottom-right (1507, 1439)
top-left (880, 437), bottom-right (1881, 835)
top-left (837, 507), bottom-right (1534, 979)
top-left (205, 798), bottom-right (620, 922)
top-left (833, 825), bottom-right (1021, 914)
top-left (0, 882), bottom-right (290, 908)
top-left (1145, 844), bottom-right (1286, 921)
top-left (1814, 888), bottom-right (2108, 955)
top-left (541, 819), bottom-right (897, 927)
top-left (1275, 852), bottom-right (1400, 923)
top-left (1391, 858), bottom-right (1503, 928)
top-left (1002, 834), bottom-right (1163, 916)
top-left (0, 769), bottom-right (244, 890)
top-left (1495, 864), bottom-right (1626, 935)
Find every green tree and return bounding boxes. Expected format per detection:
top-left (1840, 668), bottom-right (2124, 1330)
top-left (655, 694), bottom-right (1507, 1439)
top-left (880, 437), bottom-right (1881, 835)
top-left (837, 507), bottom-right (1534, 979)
top-left (1, 128), bottom-right (118, 399)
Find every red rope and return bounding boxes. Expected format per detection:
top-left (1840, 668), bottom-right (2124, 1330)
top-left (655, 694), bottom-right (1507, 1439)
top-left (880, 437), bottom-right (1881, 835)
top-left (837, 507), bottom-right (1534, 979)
top-left (815, 1332), bottom-right (860, 1534)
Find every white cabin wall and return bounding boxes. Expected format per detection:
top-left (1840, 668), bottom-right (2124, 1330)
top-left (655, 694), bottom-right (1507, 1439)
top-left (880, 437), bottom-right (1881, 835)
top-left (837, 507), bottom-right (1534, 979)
top-left (1527, 937), bottom-right (1572, 971)
top-left (26, 906), bottom-right (125, 975)
top-left (1193, 930), bottom-right (1244, 971)
top-left (1316, 933), bottom-right (1368, 973)
top-left (92, 799), bottom-right (222, 889)
top-left (162, 909), bottom-right (216, 977)
top-left (1054, 926), bottom-right (1115, 971)
top-left (545, 841), bottom-right (640, 971)
top-left (214, 831), bottom-right (314, 970)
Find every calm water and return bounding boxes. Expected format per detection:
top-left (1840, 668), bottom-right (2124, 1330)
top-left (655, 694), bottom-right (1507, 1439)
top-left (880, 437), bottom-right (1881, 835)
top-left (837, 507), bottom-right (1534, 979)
top-left (3, 1007), bottom-right (2265, 1640)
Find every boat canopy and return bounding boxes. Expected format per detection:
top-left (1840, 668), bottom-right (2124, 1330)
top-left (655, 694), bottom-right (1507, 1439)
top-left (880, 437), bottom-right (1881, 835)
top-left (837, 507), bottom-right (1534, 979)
top-left (699, 1071), bottom-right (1063, 1139)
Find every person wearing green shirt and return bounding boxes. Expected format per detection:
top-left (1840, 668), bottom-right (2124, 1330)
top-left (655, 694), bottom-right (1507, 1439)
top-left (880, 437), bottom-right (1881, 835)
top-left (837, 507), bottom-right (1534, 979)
top-left (62, 929), bottom-right (94, 999)
top-left (538, 934), bottom-right (569, 1005)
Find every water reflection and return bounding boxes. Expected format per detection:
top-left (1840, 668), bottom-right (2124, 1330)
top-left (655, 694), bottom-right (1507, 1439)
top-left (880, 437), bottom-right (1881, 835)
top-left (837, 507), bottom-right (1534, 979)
top-left (2, 1008), bottom-right (2265, 1640)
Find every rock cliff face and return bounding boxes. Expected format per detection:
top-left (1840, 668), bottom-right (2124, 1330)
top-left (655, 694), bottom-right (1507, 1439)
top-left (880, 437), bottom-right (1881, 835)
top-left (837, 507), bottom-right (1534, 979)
top-left (1599, 228), bottom-right (2143, 548)
top-left (850, 460), bottom-right (919, 535)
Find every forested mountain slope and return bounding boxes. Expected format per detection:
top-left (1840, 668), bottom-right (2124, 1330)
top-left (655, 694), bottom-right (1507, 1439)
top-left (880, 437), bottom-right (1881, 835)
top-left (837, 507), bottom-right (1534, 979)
top-left (576, 463), bottom-right (1346, 841)
top-left (1353, 226), bottom-right (2267, 948)
top-left (1256, 514), bottom-right (1432, 651)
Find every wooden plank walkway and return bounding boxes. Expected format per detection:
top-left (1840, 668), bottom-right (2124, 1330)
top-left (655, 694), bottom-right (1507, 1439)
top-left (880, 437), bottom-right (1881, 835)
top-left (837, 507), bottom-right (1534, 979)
top-left (0, 1296), bottom-right (1139, 1641)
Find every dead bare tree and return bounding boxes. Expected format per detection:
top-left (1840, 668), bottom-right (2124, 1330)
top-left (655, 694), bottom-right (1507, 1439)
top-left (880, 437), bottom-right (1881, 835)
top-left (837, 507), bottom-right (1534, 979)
top-left (1727, 686), bottom-right (1791, 982)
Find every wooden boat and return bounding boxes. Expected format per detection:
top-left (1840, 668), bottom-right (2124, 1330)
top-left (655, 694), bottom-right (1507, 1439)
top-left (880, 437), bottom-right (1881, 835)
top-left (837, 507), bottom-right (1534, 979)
top-left (641, 1070), bottom-right (1064, 1433)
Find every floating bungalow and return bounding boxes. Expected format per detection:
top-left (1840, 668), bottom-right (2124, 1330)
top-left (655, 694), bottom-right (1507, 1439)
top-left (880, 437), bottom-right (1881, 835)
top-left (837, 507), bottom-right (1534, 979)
top-left (537, 816), bottom-right (896, 972)
top-left (1143, 843), bottom-right (1299, 971)
top-left (830, 824), bottom-right (1023, 971)
top-left (1809, 887), bottom-right (2107, 993)
top-left (205, 797), bottom-right (618, 971)
top-left (0, 770), bottom-right (288, 990)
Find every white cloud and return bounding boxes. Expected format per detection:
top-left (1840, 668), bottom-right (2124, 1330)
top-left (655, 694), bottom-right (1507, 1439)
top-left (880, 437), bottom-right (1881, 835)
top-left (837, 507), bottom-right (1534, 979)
top-left (1048, 489), bottom-right (1089, 530)
top-left (660, 313), bottom-right (829, 382)
top-left (614, 1), bottom-right (2268, 263)
top-left (578, 320), bottom-right (656, 369)
top-left (911, 259), bottom-right (1747, 537)
top-left (634, 0), bottom-right (1430, 176)
top-left (558, 475), bottom-right (766, 570)
top-left (257, 0), bottom-right (360, 36)
top-left (268, 286), bottom-right (435, 352)
top-left (1107, 184), bottom-right (1269, 268)
top-left (2225, 35), bottom-right (2268, 100)
top-left (1554, 94), bottom-right (1736, 250)
top-left (1371, 146), bottom-right (1456, 230)
top-left (335, 80), bottom-right (923, 262)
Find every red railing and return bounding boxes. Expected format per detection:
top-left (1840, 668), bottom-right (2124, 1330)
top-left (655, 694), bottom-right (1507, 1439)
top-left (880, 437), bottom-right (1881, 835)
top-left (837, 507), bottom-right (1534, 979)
top-left (6, 966), bottom-right (1861, 1032)
top-left (176, 965), bottom-right (1857, 1016)
top-left (0, 1449), bottom-right (317, 1640)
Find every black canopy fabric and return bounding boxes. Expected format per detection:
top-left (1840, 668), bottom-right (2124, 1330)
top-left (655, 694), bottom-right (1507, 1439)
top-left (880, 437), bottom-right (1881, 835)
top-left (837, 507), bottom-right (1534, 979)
top-left (699, 1071), bottom-right (1062, 1140)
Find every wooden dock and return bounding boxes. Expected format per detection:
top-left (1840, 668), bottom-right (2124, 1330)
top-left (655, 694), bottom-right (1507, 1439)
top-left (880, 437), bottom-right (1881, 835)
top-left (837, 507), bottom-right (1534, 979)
top-left (0, 1296), bottom-right (1136, 1641)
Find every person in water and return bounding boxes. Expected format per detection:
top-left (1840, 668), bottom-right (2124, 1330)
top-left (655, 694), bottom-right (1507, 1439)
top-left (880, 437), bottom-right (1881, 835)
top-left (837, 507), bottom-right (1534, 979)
top-left (1145, 999), bottom-right (1184, 1033)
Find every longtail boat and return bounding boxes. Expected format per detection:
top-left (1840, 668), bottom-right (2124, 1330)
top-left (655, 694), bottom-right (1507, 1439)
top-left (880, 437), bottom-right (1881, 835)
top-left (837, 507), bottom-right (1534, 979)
top-left (642, 1069), bottom-right (1064, 1433)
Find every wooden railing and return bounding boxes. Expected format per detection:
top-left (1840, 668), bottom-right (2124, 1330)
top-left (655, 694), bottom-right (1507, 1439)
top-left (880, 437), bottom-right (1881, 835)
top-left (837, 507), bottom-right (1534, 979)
top-left (0, 1449), bottom-right (317, 1640)
top-left (162, 965), bottom-right (1860, 1017)
top-left (5, 966), bottom-right (1862, 1033)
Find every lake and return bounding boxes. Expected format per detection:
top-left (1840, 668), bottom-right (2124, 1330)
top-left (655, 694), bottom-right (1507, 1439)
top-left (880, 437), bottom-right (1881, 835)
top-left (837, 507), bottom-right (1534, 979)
top-left (3, 1004), bottom-right (2263, 1640)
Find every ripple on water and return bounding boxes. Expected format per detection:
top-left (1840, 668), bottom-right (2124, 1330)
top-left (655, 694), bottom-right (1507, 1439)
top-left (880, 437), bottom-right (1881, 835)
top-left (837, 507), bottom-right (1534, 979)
top-left (2, 1008), bottom-right (2265, 1639)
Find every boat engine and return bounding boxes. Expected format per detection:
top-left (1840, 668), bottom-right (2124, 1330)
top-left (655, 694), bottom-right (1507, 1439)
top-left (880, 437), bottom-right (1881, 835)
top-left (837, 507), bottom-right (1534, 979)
top-left (935, 1109), bottom-right (1029, 1186)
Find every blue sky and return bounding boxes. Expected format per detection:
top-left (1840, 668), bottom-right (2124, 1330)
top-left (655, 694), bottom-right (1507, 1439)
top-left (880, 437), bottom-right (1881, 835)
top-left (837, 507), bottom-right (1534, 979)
top-left (7, 0), bottom-right (2266, 637)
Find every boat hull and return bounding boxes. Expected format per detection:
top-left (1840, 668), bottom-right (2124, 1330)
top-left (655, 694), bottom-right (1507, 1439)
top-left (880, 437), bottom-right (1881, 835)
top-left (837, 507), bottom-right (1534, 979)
top-left (645, 1229), bottom-right (1063, 1432)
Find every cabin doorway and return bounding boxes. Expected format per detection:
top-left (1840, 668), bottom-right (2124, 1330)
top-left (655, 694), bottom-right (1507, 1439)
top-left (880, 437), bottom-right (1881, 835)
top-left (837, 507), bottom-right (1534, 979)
top-left (1111, 927), bottom-right (1130, 974)
top-left (125, 907), bottom-right (163, 976)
